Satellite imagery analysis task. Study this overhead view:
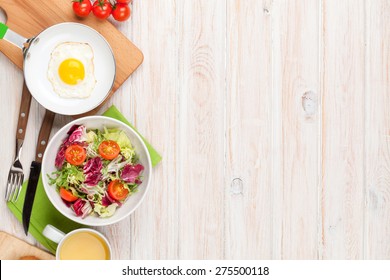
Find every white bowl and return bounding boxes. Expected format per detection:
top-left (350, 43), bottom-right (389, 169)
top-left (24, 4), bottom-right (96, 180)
top-left (42, 116), bottom-right (152, 226)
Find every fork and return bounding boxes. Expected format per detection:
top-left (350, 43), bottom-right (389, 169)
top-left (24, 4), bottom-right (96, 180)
top-left (5, 82), bottom-right (32, 202)
top-left (5, 139), bottom-right (24, 201)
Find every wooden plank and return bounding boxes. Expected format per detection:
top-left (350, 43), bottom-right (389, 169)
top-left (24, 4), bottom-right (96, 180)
top-left (177, 0), bottom-right (226, 259)
top-left (113, 0), bottom-right (179, 259)
top-left (365, 0), bottom-right (390, 259)
top-left (321, 0), bottom-right (365, 259)
top-left (225, 0), bottom-right (273, 259)
top-left (276, 0), bottom-right (320, 259)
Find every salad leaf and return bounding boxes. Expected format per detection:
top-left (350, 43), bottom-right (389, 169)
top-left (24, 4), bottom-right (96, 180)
top-left (92, 129), bottom-right (105, 150)
top-left (68, 125), bottom-right (87, 143)
top-left (67, 124), bottom-right (81, 136)
top-left (94, 203), bottom-right (118, 218)
top-left (83, 157), bottom-right (103, 186)
top-left (86, 130), bottom-right (97, 143)
top-left (86, 143), bottom-right (98, 158)
top-left (71, 199), bottom-right (92, 218)
top-left (121, 147), bottom-right (135, 161)
top-left (101, 155), bottom-right (130, 180)
top-left (55, 144), bottom-right (67, 169)
top-left (84, 173), bottom-right (102, 186)
top-left (83, 157), bottom-right (103, 174)
top-left (121, 164), bottom-right (144, 183)
top-left (48, 163), bottom-right (85, 188)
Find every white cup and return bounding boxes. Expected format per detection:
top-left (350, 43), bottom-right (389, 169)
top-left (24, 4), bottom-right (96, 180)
top-left (43, 225), bottom-right (112, 260)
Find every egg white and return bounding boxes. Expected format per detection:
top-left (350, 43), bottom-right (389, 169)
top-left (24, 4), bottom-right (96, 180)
top-left (47, 42), bottom-right (97, 99)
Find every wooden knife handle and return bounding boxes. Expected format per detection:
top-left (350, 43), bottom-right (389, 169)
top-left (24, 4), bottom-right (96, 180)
top-left (16, 82), bottom-right (32, 141)
top-left (35, 110), bottom-right (55, 163)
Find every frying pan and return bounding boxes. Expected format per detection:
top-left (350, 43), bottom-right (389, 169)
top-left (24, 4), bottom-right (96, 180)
top-left (0, 22), bottom-right (116, 116)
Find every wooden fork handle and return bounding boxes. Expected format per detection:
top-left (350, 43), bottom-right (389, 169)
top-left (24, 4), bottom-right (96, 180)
top-left (16, 82), bottom-right (32, 141)
top-left (35, 110), bottom-right (55, 163)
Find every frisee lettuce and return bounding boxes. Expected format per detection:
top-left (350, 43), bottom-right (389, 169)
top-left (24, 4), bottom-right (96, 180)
top-left (48, 163), bottom-right (85, 188)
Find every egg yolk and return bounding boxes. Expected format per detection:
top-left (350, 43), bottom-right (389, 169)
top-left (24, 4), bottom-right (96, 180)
top-left (58, 58), bottom-right (85, 85)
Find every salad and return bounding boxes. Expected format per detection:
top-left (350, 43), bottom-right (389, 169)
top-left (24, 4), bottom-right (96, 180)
top-left (48, 124), bottom-right (144, 218)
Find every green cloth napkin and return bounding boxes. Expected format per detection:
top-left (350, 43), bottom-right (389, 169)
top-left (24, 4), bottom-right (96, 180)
top-left (7, 105), bottom-right (161, 254)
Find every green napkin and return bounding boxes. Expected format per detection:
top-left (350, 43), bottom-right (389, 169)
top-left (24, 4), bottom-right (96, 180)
top-left (7, 105), bottom-right (161, 254)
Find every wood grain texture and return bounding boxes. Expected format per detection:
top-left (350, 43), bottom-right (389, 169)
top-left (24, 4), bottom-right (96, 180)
top-left (15, 82), bottom-right (32, 141)
top-left (321, 0), bottom-right (365, 259)
top-left (277, 0), bottom-right (320, 259)
top-left (177, 0), bottom-right (226, 259)
top-left (1, 0), bottom-right (390, 260)
top-left (365, 0), bottom-right (390, 259)
top-left (0, 231), bottom-right (54, 260)
top-left (225, 0), bottom-right (273, 259)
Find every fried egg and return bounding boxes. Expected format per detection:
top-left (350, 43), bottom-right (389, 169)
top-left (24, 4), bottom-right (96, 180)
top-left (47, 42), bottom-right (96, 99)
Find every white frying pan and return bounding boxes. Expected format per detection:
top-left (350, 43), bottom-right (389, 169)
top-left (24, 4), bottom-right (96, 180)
top-left (0, 22), bottom-right (116, 116)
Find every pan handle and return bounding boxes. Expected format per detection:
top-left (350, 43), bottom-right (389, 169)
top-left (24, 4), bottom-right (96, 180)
top-left (0, 22), bottom-right (28, 50)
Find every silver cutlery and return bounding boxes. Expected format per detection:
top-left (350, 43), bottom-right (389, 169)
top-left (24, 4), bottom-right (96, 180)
top-left (5, 82), bottom-right (32, 202)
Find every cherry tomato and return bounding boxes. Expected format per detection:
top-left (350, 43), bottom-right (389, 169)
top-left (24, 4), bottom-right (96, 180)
top-left (92, 0), bottom-right (113, 20)
top-left (60, 187), bottom-right (78, 202)
top-left (72, 0), bottom-right (92, 18)
top-left (112, 3), bottom-right (131, 21)
top-left (98, 140), bottom-right (120, 160)
top-left (107, 180), bottom-right (129, 200)
top-left (65, 144), bottom-right (87, 165)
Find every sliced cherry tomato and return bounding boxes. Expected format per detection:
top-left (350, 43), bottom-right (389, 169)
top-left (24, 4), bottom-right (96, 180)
top-left (112, 3), bottom-right (131, 21)
top-left (92, 0), bottom-right (113, 20)
top-left (98, 140), bottom-right (120, 160)
top-left (60, 187), bottom-right (78, 202)
top-left (72, 0), bottom-right (92, 18)
top-left (107, 180), bottom-right (129, 200)
top-left (65, 144), bottom-right (87, 165)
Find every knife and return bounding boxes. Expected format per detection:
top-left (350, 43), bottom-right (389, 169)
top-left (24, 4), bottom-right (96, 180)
top-left (22, 110), bottom-right (55, 235)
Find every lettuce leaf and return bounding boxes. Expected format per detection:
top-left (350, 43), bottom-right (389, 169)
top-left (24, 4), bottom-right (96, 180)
top-left (48, 163), bottom-right (85, 188)
top-left (93, 203), bottom-right (118, 217)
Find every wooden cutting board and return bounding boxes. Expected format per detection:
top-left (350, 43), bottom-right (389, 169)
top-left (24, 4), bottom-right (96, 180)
top-left (0, 231), bottom-right (55, 260)
top-left (0, 0), bottom-right (143, 116)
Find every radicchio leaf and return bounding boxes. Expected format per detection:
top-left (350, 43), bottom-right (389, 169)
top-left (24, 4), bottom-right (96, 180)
top-left (83, 157), bottom-right (103, 186)
top-left (121, 164), bottom-right (144, 183)
top-left (55, 144), bottom-right (67, 169)
top-left (102, 192), bottom-right (122, 207)
top-left (71, 199), bottom-right (92, 218)
top-left (81, 201), bottom-right (93, 218)
top-left (84, 173), bottom-right (102, 186)
top-left (68, 125), bottom-right (87, 143)
top-left (101, 195), bottom-right (112, 207)
top-left (61, 198), bottom-right (72, 208)
top-left (67, 124), bottom-right (81, 136)
top-left (71, 199), bottom-right (86, 217)
top-left (83, 157), bottom-right (103, 174)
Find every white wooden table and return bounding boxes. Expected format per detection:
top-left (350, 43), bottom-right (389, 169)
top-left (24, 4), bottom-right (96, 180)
top-left (1, 0), bottom-right (389, 259)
